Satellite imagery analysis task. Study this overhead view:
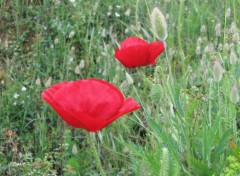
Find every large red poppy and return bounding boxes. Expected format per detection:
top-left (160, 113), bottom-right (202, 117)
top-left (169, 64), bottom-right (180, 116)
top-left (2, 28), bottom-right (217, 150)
top-left (41, 79), bottom-right (141, 132)
top-left (114, 37), bottom-right (165, 68)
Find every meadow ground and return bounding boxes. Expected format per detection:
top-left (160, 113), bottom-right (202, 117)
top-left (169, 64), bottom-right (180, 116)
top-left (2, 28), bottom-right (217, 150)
top-left (0, 0), bottom-right (240, 175)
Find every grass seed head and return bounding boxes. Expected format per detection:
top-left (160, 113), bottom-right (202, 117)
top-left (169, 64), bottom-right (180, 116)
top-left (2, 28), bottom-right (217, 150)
top-left (150, 7), bottom-right (168, 41)
top-left (230, 83), bottom-right (239, 104)
top-left (213, 60), bottom-right (223, 82)
top-left (230, 49), bottom-right (237, 65)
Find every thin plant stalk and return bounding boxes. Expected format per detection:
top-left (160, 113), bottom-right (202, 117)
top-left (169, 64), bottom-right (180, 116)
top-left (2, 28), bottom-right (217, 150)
top-left (88, 133), bottom-right (106, 176)
top-left (233, 104), bottom-right (237, 142)
top-left (217, 83), bottom-right (223, 137)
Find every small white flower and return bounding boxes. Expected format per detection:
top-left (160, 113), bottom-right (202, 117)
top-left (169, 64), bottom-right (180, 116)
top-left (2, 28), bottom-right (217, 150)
top-left (21, 86), bottom-right (27, 92)
top-left (69, 0), bottom-right (75, 3)
top-left (13, 93), bottom-right (19, 99)
top-left (13, 102), bottom-right (17, 106)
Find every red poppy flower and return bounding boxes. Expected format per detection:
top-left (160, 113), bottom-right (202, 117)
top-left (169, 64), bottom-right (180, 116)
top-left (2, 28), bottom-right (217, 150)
top-left (41, 79), bottom-right (141, 132)
top-left (114, 37), bottom-right (165, 68)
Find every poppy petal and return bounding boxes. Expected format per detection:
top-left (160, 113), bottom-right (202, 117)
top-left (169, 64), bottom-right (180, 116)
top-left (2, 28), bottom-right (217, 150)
top-left (120, 36), bottom-right (148, 48)
top-left (105, 97), bottom-right (141, 126)
top-left (114, 36), bottom-right (165, 68)
top-left (148, 41), bottom-right (165, 64)
top-left (115, 45), bottom-right (149, 68)
top-left (68, 112), bottom-right (106, 132)
top-left (52, 79), bottom-right (124, 120)
top-left (41, 83), bottom-right (84, 128)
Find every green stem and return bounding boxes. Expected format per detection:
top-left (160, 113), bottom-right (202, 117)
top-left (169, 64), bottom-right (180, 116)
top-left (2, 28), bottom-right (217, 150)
top-left (233, 104), bottom-right (237, 142)
top-left (88, 133), bottom-right (106, 176)
top-left (217, 83), bottom-right (223, 137)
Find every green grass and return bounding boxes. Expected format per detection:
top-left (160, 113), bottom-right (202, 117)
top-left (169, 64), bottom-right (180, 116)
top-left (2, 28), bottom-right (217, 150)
top-left (1, 0), bottom-right (240, 175)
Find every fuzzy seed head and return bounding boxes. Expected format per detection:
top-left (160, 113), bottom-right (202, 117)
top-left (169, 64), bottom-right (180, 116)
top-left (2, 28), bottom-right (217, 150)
top-left (230, 83), bottom-right (239, 104)
top-left (213, 61), bottom-right (223, 82)
top-left (226, 7), bottom-right (231, 18)
top-left (230, 49), bottom-right (237, 65)
top-left (35, 77), bottom-right (41, 86)
top-left (125, 9), bottom-right (131, 16)
top-left (215, 23), bottom-right (221, 37)
top-left (200, 25), bottom-right (206, 33)
top-left (72, 144), bottom-right (78, 155)
top-left (196, 45), bottom-right (201, 55)
top-left (125, 71), bottom-right (133, 85)
top-left (44, 77), bottom-right (52, 87)
top-left (150, 7), bottom-right (168, 41)
top-left (68, 31), bottom-right (75, 39)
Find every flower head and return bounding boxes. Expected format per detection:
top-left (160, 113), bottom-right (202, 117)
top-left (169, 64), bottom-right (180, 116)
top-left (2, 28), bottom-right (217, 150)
top-left (41, 79), bottom-right (140, 132)
top-left (114, 37), bottom-right (165, 68)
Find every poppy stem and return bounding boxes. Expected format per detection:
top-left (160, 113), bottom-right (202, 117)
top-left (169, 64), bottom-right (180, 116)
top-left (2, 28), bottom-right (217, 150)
top-left (88, 133), bottom-right (106, 176)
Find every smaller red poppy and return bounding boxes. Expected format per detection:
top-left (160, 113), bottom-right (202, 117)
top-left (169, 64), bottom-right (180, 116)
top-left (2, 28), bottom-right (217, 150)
top-left (114, 37), bottom-right (165, 68)
top-left (41, 79), bottom-right (141, 132)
